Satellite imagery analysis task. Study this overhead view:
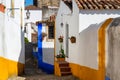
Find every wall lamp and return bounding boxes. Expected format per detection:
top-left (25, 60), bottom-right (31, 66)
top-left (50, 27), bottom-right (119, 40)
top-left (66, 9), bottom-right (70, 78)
top-left (60, 22), bottom-right (63, 27)
top-left (26, 10), bottom-right (30, 19)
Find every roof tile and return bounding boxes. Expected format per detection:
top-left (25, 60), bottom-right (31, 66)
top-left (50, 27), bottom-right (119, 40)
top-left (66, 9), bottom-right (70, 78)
top-left (25, 5), bottom-right (41, 10)
top-left (76, 0), bottom-right (120, 10)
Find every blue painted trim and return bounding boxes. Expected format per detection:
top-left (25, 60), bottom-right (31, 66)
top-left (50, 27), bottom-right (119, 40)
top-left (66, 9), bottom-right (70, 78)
top-left (38, 60), bottom-right (54, 74)
top-left (33, 52), bottom-right (54, 74)
top-left (105, 76), bottom-right (110, 80)
top-left (38, 23), bottom-right (42, 61)
top-left (37, 23), bottom-right (54, 74)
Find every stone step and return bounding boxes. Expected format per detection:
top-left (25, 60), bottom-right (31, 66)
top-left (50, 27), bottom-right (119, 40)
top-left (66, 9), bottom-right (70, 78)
top-left (60, 67), bottom-right (71, 72)
top-left (61, 72), bottom-right (72, 76)
top-left (57, 61), bottom-right (72, 76)
top-left (58, 61), bottom-right (69, 67)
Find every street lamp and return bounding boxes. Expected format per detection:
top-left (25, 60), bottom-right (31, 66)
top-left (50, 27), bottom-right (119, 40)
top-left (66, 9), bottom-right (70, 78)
top-left (26, 10), bottom-right (30, 19)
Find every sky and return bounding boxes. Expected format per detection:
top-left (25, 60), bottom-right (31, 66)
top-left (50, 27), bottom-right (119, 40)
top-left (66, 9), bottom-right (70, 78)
top-left (25, 0), bottom-right (33, 6)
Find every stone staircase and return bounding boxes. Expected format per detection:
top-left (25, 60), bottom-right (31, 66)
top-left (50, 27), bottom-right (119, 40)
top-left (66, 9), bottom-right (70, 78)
top-left (58, 61), bottom-right (72, 76)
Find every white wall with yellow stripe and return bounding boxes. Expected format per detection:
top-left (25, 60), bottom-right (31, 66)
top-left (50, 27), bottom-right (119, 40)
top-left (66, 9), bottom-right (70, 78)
top-left (0, 0), bottom-right (25, 80)
top-left (56, 5), bottom-right (120, 79)
top-left (68, 18), bottom-right (120, 80)
top-left (56, 1), bottom-right (120, 80)
top-left (69, 18), bottom-right (113, 80)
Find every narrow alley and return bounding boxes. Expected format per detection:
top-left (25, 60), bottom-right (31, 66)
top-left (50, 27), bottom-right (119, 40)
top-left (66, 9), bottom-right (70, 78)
top-left (1, 0), bottom-right (120, 80)
top-left (8, 43), bottom-right (79, 80)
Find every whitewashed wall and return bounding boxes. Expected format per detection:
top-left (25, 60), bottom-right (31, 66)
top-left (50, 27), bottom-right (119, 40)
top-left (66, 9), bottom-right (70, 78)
top-left (79, 10), bottom-right (120, 32)
top-left (79, 23), bottom-right (103, 69)
top-left (25, 10), bottom-right (42, 23)
top-left (57, 0), bottom-right (120, 79)
top-left (43, 47), bottom-right (54, 65)
top-left (4, 0), bottom-right (25, 64)
top-left (66, 0), bottom-right (80, 63)
top-left (68, 0), bottom-right (120, 69)
top-left (0, 12), bottom-right (4, 57)
top-left (56, 0), bottom-right (120, 69)
top-left (56, 0), bottom-right (71, 58)
top-left (56, 0), bottom-right (81, 64)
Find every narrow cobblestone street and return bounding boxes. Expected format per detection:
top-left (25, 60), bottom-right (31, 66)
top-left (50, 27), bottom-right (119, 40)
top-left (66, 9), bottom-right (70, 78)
top-left (21, 59), bottom-right (79, 80)
top-left (21, 61), bottom-right (79, 79)
top-left (8, 59), bottom-right (79, 80)
top-left (23, 69), bottom-right (79, 80)
top-left (9, 43), bottom-right (79, 80)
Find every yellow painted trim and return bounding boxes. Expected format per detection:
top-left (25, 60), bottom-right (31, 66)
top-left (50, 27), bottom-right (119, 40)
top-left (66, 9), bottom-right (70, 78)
top-left (55, 61), bottom-right (61, 76)
top-left (54, 21), bottom-right (61, 76)
top-left (69, 63), bottom-right (98, 80)
top-left (0, 4), bottom-right (5, 13)
top-left (0, 57), bottom-right (8, 80)
top-left (0, 57), bottom-right (24, 80)
top-left (98, 18), bottom-right (113, 80)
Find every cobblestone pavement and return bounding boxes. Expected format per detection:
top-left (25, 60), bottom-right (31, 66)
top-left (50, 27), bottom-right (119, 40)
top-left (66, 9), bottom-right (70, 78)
top-left (11, 46), bottom-right (79, 80)
top-left (24, 75), bottom-right (79, 80)
top-left (20, 67), bottom-right (79, 80)
top-left (8, 59), bottom-right (79, 80)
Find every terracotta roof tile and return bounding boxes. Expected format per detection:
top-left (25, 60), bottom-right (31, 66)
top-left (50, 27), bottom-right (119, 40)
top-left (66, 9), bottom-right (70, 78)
top-left (25, 5), bottom-right (41, 10)
top-left (75, 0), bottom-right (120, 10)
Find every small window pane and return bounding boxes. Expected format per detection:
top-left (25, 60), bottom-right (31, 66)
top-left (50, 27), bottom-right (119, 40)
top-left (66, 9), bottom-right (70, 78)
top-left (48, 26), bottom-right (54, 39)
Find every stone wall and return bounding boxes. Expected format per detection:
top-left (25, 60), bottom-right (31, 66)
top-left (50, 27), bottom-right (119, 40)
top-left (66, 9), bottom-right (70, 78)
top-left (37, 0), bottom-right (60, 8)
top-left (106, 18), bottom-right (120, 80)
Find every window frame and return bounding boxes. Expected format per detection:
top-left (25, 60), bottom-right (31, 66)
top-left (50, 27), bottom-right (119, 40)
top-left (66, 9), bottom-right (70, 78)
top-left (46, 25), bottom-right (54, 42)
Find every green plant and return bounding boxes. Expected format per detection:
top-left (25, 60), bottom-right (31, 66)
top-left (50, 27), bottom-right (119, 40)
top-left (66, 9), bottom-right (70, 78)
top-left (58, 35), bottom-right (63, 43)
top-left (24, 37), bottom-right (29, 43)
top-left (56, 44), bottom-right (65, 58)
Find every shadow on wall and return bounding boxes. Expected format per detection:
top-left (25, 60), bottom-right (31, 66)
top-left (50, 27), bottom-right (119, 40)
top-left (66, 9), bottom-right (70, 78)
top-left (43, 48), bottom-right (54, 65)
top-left (80, 10), bottom-right (120, 15)
top-left (18, 29), bottom-right (25, 76)
top-left (106, 17), bottom-right (120, 80)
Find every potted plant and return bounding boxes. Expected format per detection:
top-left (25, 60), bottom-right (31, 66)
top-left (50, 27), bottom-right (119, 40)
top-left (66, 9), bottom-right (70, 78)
top-left (58, 35), bottom-right (63, 43)
top-left (56, 44), bottom-right (65, 61)
top-left (56, 35), bottom-right (65, 61)
top-left (70, 36), bottom-right (76, 43)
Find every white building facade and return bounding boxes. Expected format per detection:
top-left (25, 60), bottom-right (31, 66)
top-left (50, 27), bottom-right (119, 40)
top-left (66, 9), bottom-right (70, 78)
top-left (56, 0), bottom-right (120, 80)
top-left (0, 0), bottom-right (25, 79)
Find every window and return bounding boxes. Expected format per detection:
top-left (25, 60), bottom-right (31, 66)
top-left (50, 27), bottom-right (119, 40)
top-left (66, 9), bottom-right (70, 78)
top-left (11, 0), bottom-right (14, 17)
top-left (34, 0), bottom-right (38, 6)
top-left (48, 26), bottom-right (54, 39)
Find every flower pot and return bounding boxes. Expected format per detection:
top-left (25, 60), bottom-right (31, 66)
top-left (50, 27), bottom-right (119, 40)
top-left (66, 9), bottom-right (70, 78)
top-left (58, 38), bottom-right (63, 43)
top-left (70, 36), bottom-right (76, 43)
top-left (57, 58), bottom-right (65, 61)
